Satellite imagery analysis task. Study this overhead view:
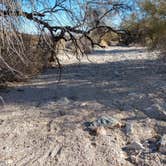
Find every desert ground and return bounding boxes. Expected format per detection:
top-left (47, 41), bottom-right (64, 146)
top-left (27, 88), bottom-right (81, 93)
top-left (0, 46), bottom-right (166, 166)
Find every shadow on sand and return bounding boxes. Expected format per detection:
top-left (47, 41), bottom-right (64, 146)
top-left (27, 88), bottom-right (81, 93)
top-left (0, 58), bottom-right (166, 120)
top-left (89, 47), bottom-right (145, 55)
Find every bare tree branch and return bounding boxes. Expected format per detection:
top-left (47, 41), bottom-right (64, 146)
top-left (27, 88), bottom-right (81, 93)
top-left (0, 0), bottom-right (130, 81)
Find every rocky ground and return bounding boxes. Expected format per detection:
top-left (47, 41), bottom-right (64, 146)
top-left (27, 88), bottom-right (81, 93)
top-left (0, 46), bottom-right (166, 166)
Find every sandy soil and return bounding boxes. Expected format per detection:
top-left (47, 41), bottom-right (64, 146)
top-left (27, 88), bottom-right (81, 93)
top-left (0, 46), bottom-right (166, 166)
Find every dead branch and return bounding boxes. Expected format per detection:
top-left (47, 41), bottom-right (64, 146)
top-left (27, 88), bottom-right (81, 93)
top-left (0, 0), bottom-right (130, 80)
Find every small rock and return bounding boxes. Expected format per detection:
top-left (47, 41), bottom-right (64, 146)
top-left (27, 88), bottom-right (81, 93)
top-left (161, 86), bottom-right (166, 93)
top-left (114, 70), bottom-right (120, 77)
top-left (7, 159), bottom-right (13, 164)
top-left (128, 93), bottom-right (145, 99)
top-left (125, 123), bottom-right (134, 136)
top-left (143, 136), bottom-right (161, 153)
top-left (56, 97), bottom-right (70, 105)
top-left (128, 92), bottom-right (137, 96)
top-left (159, 135), bottom-right (166, 154)
top-left (0, 119), bottom-right (4, 125)
top-left (80, 101), bottom-right (104, 109)
top-left (95, 126), bottom-right (107, 136)
top-left (80, 102), bottom-right (88, 107)
top-left (156, 121), bottom-right (166, 135)
top-left (88, 116), bottom-right (122, 128)
top-left (144, 104), bottom-right (166, 120)
top-left (125, 120), bottom-right (156, 141)
top-left (51, 145), bottom-right (62, 158)
top-left (0, 96), bottom-right (5, 106)
top-left (125, 141), bottom-right (145, 151)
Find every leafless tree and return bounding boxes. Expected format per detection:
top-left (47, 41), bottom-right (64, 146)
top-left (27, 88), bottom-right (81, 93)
top-left (0, 0), bottom-right (129, 80)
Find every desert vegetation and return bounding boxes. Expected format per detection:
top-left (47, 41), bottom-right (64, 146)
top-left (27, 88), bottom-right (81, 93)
top-left (0, 0), bottom-right (165, 83)
top-left (120, 0), bottom-right (166, 51)
top-left (0, 0), bottom-right (128, 83)
top-left (0, 0), bottom-right (166, 166)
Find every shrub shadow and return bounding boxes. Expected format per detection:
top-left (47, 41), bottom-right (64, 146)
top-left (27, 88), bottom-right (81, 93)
top-left (0, 58), bottom-right (166, 120)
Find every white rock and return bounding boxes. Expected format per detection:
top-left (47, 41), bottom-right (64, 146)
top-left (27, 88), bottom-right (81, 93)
top-left (125, 141), bottom-right (145, 150)
top-left (125, 123), bottom-right (134, 136)
top-left (0, 96), bottom-right (5, 106)
top-left (159, 135), bottom-right (166, 154)
top-left (95, 126), bottom-right (107, 136)
top-left (51, 145), bottom-right (62, 158)
top-left (128, 92), bottom-right (137, 97)
top-left (80, 102), bottom-right (88, 107)
top-left (56, 97), bottom-right (70, 105)
top-left (125, 121), bottom-right (156, 141)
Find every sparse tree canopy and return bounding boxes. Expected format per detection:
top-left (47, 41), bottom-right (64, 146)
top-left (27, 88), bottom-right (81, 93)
top-left (0, 0), bottom-right (129, 76)
top-left (120, 0), bottom-right (166, 50)
top-left (1, 0), bottom-right (165, 82)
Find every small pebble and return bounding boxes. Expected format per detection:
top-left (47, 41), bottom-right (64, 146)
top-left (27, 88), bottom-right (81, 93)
top-left (95, 126), bottom-right (107, 136)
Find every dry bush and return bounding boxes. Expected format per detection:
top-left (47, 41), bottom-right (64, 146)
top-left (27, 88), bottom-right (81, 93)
top-left (79, 37), bottom-right (93, 54)
top-left (21, 34), bottom-right (47, 74)
top-left (120, 0), bottom-right (166, 59)
top-left (0, 33), bottom-right (47, 83)
top-left (0, 0), bottom-right (130, 84)
top-left (64, 37), bottom-right (93, 55)
top-left (101, 32), bottom-right (119, 46)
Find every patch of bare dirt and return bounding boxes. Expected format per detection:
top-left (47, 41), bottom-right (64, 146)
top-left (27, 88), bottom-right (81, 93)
top-left (0, 46), bottom-right (165, 165)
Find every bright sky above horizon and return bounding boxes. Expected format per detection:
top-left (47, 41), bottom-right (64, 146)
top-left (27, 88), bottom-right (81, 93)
top-left (20, 0), bottom-right (82, 33)
top-left (19, 0), bottom-right (133, 34)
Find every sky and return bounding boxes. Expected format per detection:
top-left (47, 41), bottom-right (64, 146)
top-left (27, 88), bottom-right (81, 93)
top-left (19, 0), bottom-right (134, 34)
top-left (20, 0), bottom-right (81, 33)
